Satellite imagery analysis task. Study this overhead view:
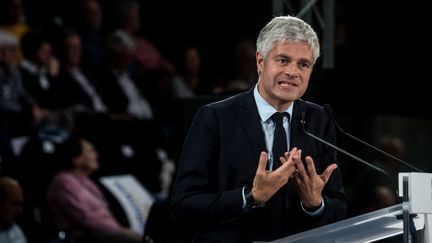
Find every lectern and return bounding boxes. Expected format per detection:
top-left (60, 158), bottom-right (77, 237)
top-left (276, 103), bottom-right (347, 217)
top-left (257, 172), bottom-right (432, 243)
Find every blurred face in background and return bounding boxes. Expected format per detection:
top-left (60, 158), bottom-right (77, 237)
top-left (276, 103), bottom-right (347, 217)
top-left (36, 42), bottom-right (53, 66)
top-left (65, 34), bottom-right (82, 67)
top-left (0, 179), bottom-right (24, 229)
top-left (0, 44), bottom-right (17, 66)
top-left (123, 5), bottom-right (141, 34)
top-left (9, 0), bottom-right (24, 24)
top-left (73, 139), bottom-right (99, 175)
top-left (82, 0), bottom-right (103, 31)
top-left (184, 47), bottom-right (201, 75)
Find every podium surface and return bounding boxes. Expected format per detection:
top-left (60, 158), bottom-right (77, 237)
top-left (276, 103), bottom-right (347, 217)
top-left (259, 203), bottom-right (424, 243)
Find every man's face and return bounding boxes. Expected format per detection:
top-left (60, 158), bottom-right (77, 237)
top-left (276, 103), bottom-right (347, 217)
top-left (65, 34), bottom-right (82, 67)
top-left (36, 42), bottom-right (53, 65)
top-left (0, 44), bottom-right (17, 65)
top-left (257, 41), bottom-right (314, 111)
top-left (0, 184), bottom-right (24, 228)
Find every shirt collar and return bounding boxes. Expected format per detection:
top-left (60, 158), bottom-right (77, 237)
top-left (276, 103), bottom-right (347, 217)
top-left (253, 84), bottom-right (293, 123)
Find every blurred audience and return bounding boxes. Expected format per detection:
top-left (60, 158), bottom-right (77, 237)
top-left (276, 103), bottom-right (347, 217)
top-left (19, 30), bottom-right (60, 111)
top-left (93, 29), bottom-right (173, 194)
top-left (0, 31), bottom-right (50, 175)
top-left (46, 135), bottom-right (142, 243)
top-left (374, 136), bottom-right (407, 181)
top-left (75, 0), bottom-right (106, 73)
top-left (116, 0), bottom-right (175, 76)
top-left (0, 31), bottom-right (48, 137)
top-left (170, 45), bottom-right (204, 98)
top-left (351, 136), bottom-right (404, 215)
top-left (0, 176), bottom-right (27, 243)
top-left (55, 29), bottom-right (107, 111)
top-left (224, 39), bottom-right (257, 93)
top-left (98, 29), bottom-right (154, 121)
top-left (364, 185), bottom-right (398, 212)
top-left (54, 29), bottom-right (109, 140)
top-left (115, 0), bottom-right (175, 99)
top-left (0, 0), bottom-right (29, 64)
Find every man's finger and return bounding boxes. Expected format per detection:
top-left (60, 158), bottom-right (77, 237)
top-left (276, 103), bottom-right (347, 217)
top-left (294, 150), bottom-right (308, 178)
top-left (321, 163), bottom-right (337, 183)
top-left (305, 156), bottom-right (317, 176)
top-left (281, 151), bottom-right (290, 164)
top-left (257, 151), bottom-right (268, 172)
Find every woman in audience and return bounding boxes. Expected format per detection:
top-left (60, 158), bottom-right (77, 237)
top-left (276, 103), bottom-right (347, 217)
top-left (45, 135), bottom-right (141, 243)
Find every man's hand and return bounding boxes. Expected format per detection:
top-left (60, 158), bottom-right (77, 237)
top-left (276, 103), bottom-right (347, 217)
top-left (251, 148), bottom-right (299, 203)
top-left (284, 150), bottom-right (337, 208)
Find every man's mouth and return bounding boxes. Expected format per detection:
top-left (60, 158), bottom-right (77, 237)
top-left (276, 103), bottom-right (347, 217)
top-left (277, 81), bottom-right (298, 87)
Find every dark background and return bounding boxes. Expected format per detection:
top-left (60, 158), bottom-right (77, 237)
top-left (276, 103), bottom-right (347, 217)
top-left (22, 0), bottom-right (431, 119)
top-left (11, 0), bottom-right (432, 240)
top-left (24, 0), bottom-right (430, 181)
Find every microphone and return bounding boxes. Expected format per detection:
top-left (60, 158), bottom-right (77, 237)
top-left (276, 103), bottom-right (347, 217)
top-left (300, 110), bottom-right (397, 190)
top-left (322, 104), bottom-right (423, 173)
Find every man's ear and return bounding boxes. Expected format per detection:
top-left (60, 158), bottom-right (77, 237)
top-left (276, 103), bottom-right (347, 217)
top-left (256, 52), bottom-right (264, 76)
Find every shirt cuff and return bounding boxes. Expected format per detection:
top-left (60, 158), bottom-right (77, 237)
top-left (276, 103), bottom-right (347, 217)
top-left (300, 198), bottom-right (325, 216)
top-left (242, 186), bottom-right (247, 211)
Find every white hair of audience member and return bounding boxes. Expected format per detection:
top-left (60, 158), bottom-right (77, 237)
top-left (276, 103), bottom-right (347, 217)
top-left (106, 29), bottom-right (135, 52)
top-left (0, 31), bottom-right (18, 48)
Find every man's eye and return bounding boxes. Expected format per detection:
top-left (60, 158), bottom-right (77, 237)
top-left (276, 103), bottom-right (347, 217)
top-left (299, 62), bottom-right (310, 69)
top-left (278, 59), bottom-right (288, 64)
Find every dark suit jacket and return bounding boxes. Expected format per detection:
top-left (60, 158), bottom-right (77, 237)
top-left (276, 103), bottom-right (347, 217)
top-left (170, 88), bottom-right (347, 243)
top-left (94, 67), bottom-right (158, 116)
top-left (54, 68), bottom-right (105, 111)
top-left (19, 66), bottom-right (59, 110)
top-left (93, 68), bottom-right (129, 115)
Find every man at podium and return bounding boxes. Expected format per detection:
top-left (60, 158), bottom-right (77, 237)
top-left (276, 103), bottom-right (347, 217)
top-left (170, 15), bottom-right (347, 242)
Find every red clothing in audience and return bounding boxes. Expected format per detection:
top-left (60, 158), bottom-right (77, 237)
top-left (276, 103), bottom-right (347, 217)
top-left (46, 171), bottom-right (121, 234)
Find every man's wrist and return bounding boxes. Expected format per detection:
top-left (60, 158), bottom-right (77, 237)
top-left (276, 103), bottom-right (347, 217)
top-left (303, 202), bottom-right (322, 212)
top-left (303, 199), bottom-right (322, 211)
top-left (244, 186), bottom-right (265, 211)
top-left (300, 198), bottom-right (325, 216)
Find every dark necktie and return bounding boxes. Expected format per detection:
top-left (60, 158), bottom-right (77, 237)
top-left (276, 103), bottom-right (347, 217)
top-left (271, 112), bottom-right (289, 170)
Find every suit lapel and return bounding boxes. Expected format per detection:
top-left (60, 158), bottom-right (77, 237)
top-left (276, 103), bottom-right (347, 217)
top-left (236, 89), bottom-right (267, 165)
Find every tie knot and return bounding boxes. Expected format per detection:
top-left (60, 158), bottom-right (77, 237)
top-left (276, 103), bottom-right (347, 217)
top-left (271, 112), bottom-right (289, 124)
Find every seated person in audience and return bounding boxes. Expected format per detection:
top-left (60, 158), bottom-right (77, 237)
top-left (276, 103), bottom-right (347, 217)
top-left (116, 0), bottom-right (175, 76)
top-left (55, 29), bottom-right (108, 114)
top-left (94, 30), bottom-right (171, 194)
top-left (1, 30), bottom-right (51, 132)
top-left (75, 0), bottom-right (106, 73)
top-left (0, 30), bottom-right (50, 174)
top-left (97, 29), bottom-right (155, 121)
top-left (170, 45), bottom-right (203, 98)
top-left (46, 135), bottom-right (141, 243)
top-left (19, 30), bottom-right (60, 111)
top-left (53, 29), bottom-right (110, 142)
top-left (0, 176), bottom-right (27, 243)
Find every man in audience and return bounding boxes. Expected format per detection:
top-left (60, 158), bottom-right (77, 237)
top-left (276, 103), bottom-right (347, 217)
top-left (0, 176), bottom-right (27, 243)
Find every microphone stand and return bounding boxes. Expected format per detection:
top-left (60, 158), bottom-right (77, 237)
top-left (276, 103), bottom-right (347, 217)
top-left (300, 112), bottom-right (396, 188)
top-left (321, 105), bottom-right (421, 243)
top-left (402, 177), bottom-right (410, 243)
top-left (323, 104), bottom-right (423, 173)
